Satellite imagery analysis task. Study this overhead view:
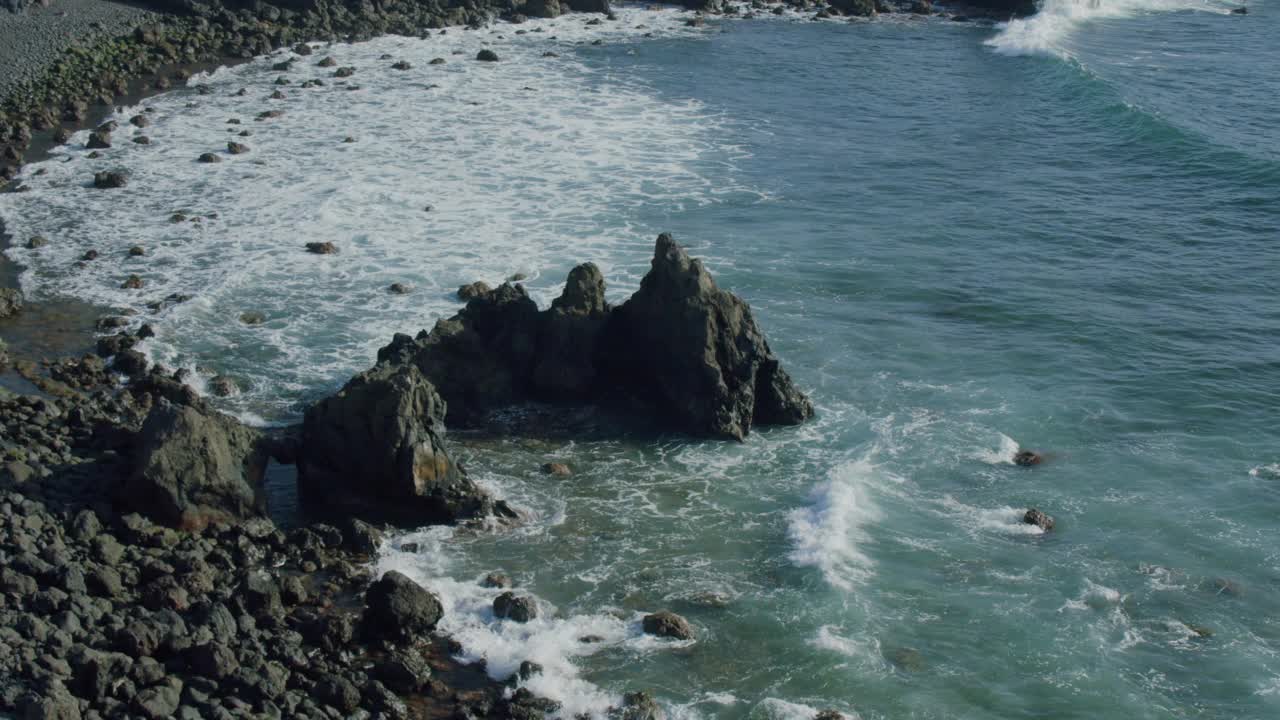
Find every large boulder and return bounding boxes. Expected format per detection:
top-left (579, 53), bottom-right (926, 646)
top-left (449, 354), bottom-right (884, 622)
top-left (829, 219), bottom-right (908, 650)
top-left (601, 234), bottom-right (813, 440)
top-left (523, 0), bottom-right (562, 18)
top-left (363, 570), bottom-right (443, 644)
top-left (298, 363), bottom-right (493, 523)
top-left (119, 400), bottom-right (268, 531)
top-left (532, 262), bottom-right (610, 401)
top-left (377, 284), bottom-right (540, 426)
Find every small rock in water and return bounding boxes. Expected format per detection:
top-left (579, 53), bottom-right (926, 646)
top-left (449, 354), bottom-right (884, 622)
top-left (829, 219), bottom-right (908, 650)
top-left (541, 462), bottom-right (571, 476)
top-left (227, 142), bottom-right (250, 155)
top-left (392, 60), bottom-right (413, 70)
top-left (815, 711), bottom-right (846, 720)
top-left (25, 235), bottom-right (47, 249)
top-left (121, 275), bottom-right (144, 290)
top-left (197, 153), bottom-right (221, 163)
top-left (1023, 508), bottom-right (1055, 531)
top-left (318, 57), bottom-right (338, 68)
top-left (128, 246), bottom-right (145, 256)
top-left (429, 57), bottom-right (447, 65)
top-left (133, 136), bottom-right (151, 145)
top-left (240, 311), bottom-right (266, 325)
top-left (86, 131), bottom-right (112, 149)
top-left (388, 283), bottom-right (411, 294)
top-left (1232, 6), bottom-right (1248, 14)
top-left (508, 272), bottom-right (528, 282)
top-left (81, 249), bottom-right (99, 261)
top-left (334, 66), bottom-right (356, 78)
top-left (343, 136), bottom-right (356, 143)
top-left (1210, 577), bottom-right (1243, 596)
top-left (887, 646), bottom-right (926, 672)
top-left (493, 592), bottom-right (537, 622)
top-left (305, 242), bottom-right (338, 254)
top-left (169, 212), bottom-right (187, 223)
top-left (270, 90), bottom-right (287, 100)
top-left (210, 376), bottom-right (238, 397)
top-left (481, 572), bottom-right (512, 588)
top-left (92, 170), bottom-right (128, 188)
top-left (1013, 450), bottom-right (1042, 466)
top-left (642, 610), bottom-right (694, 640)
top-left (457, 281), bottom-right (492, 300)
top-left (542, 51), bottom-right (559, 58)
top-left (476, 49), bottom-right (500, 62)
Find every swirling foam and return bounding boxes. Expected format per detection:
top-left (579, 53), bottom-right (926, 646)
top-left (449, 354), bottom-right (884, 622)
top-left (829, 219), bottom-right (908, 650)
top-left (986, 0), bottom-right (1237, 59)
top-left (787, 455), bottom-right (888, 590)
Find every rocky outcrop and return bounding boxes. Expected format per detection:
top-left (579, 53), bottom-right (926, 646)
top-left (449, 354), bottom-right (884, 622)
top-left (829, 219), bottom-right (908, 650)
top-left (297, 363), bottom-right (495, 524)
top-left (601, 234), bottom-right (813, 440)
top-left (376, 234), bottom-right (812, 441)
top-left (118, 399), bottom-right (268, 531)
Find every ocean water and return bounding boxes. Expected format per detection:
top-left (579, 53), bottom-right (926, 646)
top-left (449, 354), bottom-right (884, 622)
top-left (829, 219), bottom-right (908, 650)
top-left (5, 3), bottom-right (1280, 718)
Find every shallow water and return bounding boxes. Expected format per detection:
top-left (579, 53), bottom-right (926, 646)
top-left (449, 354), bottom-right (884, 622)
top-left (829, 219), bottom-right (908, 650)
top-left (5, 3), bottom-right (1280, 718)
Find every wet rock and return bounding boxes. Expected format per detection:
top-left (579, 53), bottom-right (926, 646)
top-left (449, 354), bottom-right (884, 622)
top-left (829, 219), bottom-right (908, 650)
top-left (457, 281), bottom-right (492, 300)
top-left (830, 0), bottom-right (877, 15)
top-left (362, 570), bottom-right (444, 644)
top-left (197, 153), bottom-right (220, 163)
top-left (541, 462), bottom-right (571, 476)
top-left (815, 711), bottom-right (845, 720)
top-left (476, 49), bottom-right (501, 62)
top-left (130, 114), bottom-right (150, 128)
top-left (118, 399), bottom-right (268, 530)
top-left (391, 61), bottom-right (413, 70)
top-left (80, 249), bottom-right (99, 261)
top-left (911, 0), bottom-right (933, 13)
top-left (317, 56), bottom-right (337, 67)
top-left (887, 646), bottom-right (925, 671)
top-left (493, 592), bottom-right (537, 622)
top-left (115, 349), bottom-right (149, 377)
top-left (1013, 450), bottom-right (1041, 466)
top-left (227, 142), bottom-right (250, 155)
top-left (0, 288), bottom-right (22, 318)
top-left (429, 57), bottom-right (446, 65)
top-left (388, 282), bottom-right (411, 294)
top-left (1023, 508), bottom-right (1055, 531)
top-left (642, 611), bottom-right (694, 640)
top-left (129, 245), bottom-right (145, 256)
top-left (210, 376), bottom-right (238, 397)
top-left (133, 136), bottom-right (151, 145)
top-left (86, 131), bottom-right (112, 149)
top-left (343, 518), bottom-right (383, 555)
top-left (609, 691), bottom-right (665, 720)
top-left (334, 66), bottom-right (356, 78)
top-left (240, 311), bottom-right (266, 325)
top-left (1211, 578), bottom-right (1243, 596)
top-left (305, 242), bottom-right (338, 254)
top-left (121, 275), bottom-right (144, 290)
top-left (298, 363), bottom-right (492, 523)
top-left (375, 649), bottom-right (430, 692)
top-left (481, 572), bottom-right (512, 589)
top-left (92, 170), bottom-right (128, 188)
top-left (601, 234), bottom-right (814, 439)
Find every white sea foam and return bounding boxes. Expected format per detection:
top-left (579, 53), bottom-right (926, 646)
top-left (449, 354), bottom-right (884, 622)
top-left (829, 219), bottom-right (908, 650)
top-left (787, 456), bottom-right (888, 590)
top-left (0, 8), bottom-right (754, 424)
top-left (974, 432), bottom-right (1021, 464)
top-left (938, 495), bottom-right (1045, 536)
top-left (986, 0), bottom-right (1235, 59)
top-left (1249, 463), bottom-right (1280, 479)
top-left (373, 524), bottom-right (697, 719)
top-left (750, 697), bottom-right (860, 720)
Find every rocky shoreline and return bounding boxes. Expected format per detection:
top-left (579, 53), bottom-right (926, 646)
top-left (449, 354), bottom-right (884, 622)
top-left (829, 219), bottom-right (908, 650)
top-left (0, 2), bottom-right (1037, 718)
top-left (1, 232), bottom-right (815, 719)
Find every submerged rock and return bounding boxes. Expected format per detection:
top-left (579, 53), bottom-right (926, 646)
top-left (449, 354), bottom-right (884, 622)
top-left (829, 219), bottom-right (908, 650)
top-left (119, 399), bottom-right (268, 530)
top-left (609, 691), bottom-right (665, 720)
top-left (305, 241), bottom-right (338, 254)
top-left (92, 170), bottom-right (128, 189)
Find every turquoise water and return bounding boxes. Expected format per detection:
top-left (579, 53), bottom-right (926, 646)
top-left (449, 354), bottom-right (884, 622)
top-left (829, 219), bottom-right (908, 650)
top-left (6, 4), bottom-right (1280, 718)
